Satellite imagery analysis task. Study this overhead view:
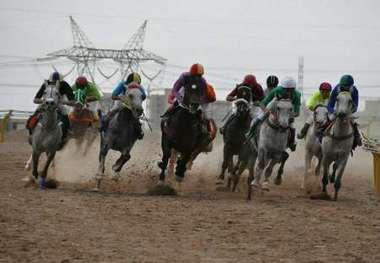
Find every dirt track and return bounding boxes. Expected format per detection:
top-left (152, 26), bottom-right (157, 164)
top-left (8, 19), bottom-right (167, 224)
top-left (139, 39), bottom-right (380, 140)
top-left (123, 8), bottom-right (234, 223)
top-left (1, 131), bottom-right (380, 263)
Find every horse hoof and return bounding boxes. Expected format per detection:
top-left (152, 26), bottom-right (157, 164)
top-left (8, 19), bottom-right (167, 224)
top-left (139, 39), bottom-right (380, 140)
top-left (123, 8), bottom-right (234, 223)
top-left (39, 178), bottom-right (46, 190)
top-left (23, 177), bottom-right (35, 188)
top-left (175, 175), bottom-right (184, 182)
top-left (24, 164), bottom-right (31, 171)
top-left (111, 170), bottom-right (121, 181)
top-left (262, 182), bottom-right (270, 192)
top-left (274, 177), bottom-right (282, 185)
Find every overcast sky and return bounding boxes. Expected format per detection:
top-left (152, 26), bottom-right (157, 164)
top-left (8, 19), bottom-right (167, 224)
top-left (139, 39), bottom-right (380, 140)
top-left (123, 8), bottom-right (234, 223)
top-left (1, 0), bottom-right (380, 110)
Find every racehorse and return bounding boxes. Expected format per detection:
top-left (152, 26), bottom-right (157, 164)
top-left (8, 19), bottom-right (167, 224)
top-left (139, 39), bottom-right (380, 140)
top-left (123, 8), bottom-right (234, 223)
top-left (96, 88), bottom-right (145, 190)
top-left (30, 81), bottom-right (62, 188)
top-left (158, 84), bottom-right (206, 184)
top-left (218, 97), bottom-right (251, 191)
top-left (315, 92), bottom-right (354, 201)
top-left (247, 99), bottom-right (293, 200)
top-left (68, 88), bottom-right (98, 156)
top-left (302, 105), bottom-right (329, 190)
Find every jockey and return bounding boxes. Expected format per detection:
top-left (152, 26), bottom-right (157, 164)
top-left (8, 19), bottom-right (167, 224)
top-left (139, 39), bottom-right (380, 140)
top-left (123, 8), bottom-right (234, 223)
top-left (100, 72), bottom-right (146, 139)
top-left (327, 74), bottom-right (362, 149)
top-left (219, 74), bottom-right (264, 134)
top-left (297, 82), bottom-right (332, 139)
top-left (72, 76), bottom-right (103, 103)
top-left (163, 63), bottom-right (217, 144)
top-left (248, 76), bottom-right (301, 151)
top-left (26, 72), bottom-right (75, 148)
top-left (265, 75), bottom-right (279, 96)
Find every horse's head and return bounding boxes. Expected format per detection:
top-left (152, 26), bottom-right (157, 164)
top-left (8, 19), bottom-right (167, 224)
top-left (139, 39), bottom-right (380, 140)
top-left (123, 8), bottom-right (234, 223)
top-left (335, 91), bottom-right (352, 119)
top-left (236, 86), bottom-right (252, 103)
top-left (41, 81), bottom-right (60, 111)
top-left (313, 105), bottom-right (329, 127)
top-left (124, 88), bottom-right (144, 117)
top-left (269, 99), bottom-right (293, 129)
top-left (234, 98), bottom-right (250, 117)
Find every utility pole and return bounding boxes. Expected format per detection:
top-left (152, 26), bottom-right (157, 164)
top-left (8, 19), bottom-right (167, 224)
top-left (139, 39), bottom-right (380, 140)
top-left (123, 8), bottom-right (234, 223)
top-left (38, 16), bottom-right (166, 87)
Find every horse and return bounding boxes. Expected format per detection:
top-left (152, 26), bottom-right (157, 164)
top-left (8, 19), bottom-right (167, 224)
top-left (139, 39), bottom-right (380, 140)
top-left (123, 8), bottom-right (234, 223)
top-left (315, 92), bottom-right (354, 201)
top-left (68, 89), bottom-right (98, 156)
top-left (158, 88), bottom-right (205, 184)
top-left (30, 81), bottom-right (63, 188)
top-left (218, 98), bottom-right (251, 191)
top-left (302, 105), bottom-right (329, 190)
top-left (247, 99), bottom-right (293, 200)
top-left (96, 88), bottom-right (145, 190)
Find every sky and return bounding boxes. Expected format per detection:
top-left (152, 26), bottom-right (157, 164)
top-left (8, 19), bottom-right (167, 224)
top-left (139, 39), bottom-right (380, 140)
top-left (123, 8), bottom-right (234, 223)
top-left (1, 0), bottom-right (380, 111)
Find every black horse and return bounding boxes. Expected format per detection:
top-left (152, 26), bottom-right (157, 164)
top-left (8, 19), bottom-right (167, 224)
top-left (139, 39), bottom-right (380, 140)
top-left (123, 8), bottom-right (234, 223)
top-left (158, 84), bottom-right (205, 183)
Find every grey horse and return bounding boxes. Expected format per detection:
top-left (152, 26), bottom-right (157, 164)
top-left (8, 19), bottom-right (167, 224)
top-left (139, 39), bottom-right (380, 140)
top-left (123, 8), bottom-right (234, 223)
top-left (31, 82), bottom-right (63, 188)
top-left (316, 92), bottom-right (354, 201)
top-left (302, 105), bottom-right (329, 190)
top-left (248, 99), bottom-right (293, 200)
top-left (96, 88), bottom-right (144, 190)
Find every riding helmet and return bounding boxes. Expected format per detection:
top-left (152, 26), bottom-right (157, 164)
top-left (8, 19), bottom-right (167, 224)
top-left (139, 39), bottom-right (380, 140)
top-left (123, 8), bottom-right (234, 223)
top-left (190, 63), bottom-right (204, 75)
top-left (280, 76), bottom-right (296, 89)
top-left (126, 72), bottom-right (141, 85)
top-left (319, 82), bottom-right (332, 91)
top-left (75, 76), bottom-right (88, 87)
top-left (339, 75), bottom-right (354, 87)
top-left (243, 74), bottom-right (257, 85)
top-left (266, 75), bottom-right (279, 88)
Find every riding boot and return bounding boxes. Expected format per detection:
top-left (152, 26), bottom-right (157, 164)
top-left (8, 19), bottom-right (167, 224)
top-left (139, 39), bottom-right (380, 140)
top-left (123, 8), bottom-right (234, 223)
top-left (135, 120), bottom-right (144, 140)
top-left (297, 123), bottom-right (310, 139)
top-left (289, 127), bottom-right (297, 152)
top-left (219, 114), bottom-right (235, 135)
top-left (352, 122), bottom-right (362, 150)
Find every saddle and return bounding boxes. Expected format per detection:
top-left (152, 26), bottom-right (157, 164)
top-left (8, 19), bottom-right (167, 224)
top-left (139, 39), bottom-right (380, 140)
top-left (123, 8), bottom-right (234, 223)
top-left (26, 112), bottom-right (41, 131)
top-left (69, 108), bottom-right (97, 126)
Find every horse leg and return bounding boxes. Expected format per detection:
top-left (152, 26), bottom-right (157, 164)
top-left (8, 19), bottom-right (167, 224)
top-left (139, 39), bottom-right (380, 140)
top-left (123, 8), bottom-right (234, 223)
top-left (253, 153), bottom-right (265, 188)
top-left (32, 151), bottom-right (41, 180)
top-left (168, 150), bottom-right (177, 179)
top-left (248, 151), bottom-right (264, 200)
top-left (333, 158), bottom-right (348, 201)
top-left (175, 152), bottom-right (191, 182)
top-left (245, 156), bottom-right (256, 197)
top-left (25, 154), bottom-right (32, 171)
top-left (319, 156), bottom-right (332, 199)
top-left (40, 151), bottom-right (56, 189)
top-left (111, 152), bottom-right (131, 180)
top-left (302, 150), bottom-right (313, 190)
top-left (158, 133), bottom-right (171, 182)
top-left (96, 142), bottom-right (109, 191)
top-left (219, 145), bottom-right (229, 181)
top-left (263, 159), bottom-right (276, 191)
top-left (329, 162), bottom-right (338, 183)
top-left (275, 151), bottom-right (289, 186)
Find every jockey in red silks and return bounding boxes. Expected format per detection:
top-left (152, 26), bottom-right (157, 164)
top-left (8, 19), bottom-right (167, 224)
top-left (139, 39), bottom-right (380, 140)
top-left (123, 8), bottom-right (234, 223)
top-left (220, 74), bottom-right (265, 134)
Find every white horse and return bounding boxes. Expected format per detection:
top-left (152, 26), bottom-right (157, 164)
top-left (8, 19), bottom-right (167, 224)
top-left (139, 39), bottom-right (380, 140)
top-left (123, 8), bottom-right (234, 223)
top-left (315, 92), bottom-right (354, 201)
top-left (30, 82), bottom-right (63, 188)
top-left (302, 105), bottom-right (329, 190)
top-left (248, 99), bottom-right (293, 200)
